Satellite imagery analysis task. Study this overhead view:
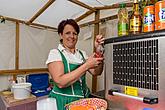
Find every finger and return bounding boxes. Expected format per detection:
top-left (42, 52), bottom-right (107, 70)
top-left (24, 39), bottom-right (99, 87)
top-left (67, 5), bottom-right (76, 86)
top-left (97, 38), bottom-right (105, 43)
top-left (100, 41), bottom-right (104, 44)
top-left (97, 34), bottom-right (102, 38)
top-left (96, 35), bottom-right (103, 40)
top-left (96, 57), bottom-right (104, 61)
top-left (92, 53), bottom-right (96, 57)
top-left (98, 62), bottom-right (102, 65)
top-left (97, 36), bottom-right (103, 41)
top-left (97, 60), bottom-right (103, 65)
top-left (95, 63), bottom-right (99, 67)
top-left (99, 38), bottom-right (105, 41)
top-left (99, 35), bottom-right (103, 39)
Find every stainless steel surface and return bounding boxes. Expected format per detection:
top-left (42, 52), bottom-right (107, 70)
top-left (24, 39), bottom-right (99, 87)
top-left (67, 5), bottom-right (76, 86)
top-left (105, 37), bottom-right (165, 110)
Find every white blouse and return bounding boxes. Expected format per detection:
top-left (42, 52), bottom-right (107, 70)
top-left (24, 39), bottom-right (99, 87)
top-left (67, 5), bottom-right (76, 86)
top-left (46, 44), bottom-right (88, 65)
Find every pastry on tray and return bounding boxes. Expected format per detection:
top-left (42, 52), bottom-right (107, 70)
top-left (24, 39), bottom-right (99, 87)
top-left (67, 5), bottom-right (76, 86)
top-left (65, 98), bottom-right (107, 110)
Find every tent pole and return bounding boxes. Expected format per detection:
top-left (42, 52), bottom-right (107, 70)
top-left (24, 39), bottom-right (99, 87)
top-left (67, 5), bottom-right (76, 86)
top-left (13, 22), bottom-right (20, 81)
top-left (92, 10), bottom-right (100, 93)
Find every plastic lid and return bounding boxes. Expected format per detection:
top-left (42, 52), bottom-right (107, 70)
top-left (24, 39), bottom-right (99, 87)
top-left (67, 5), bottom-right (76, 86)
top-left (12, 83), bottom-right (31, 88)
top-left (143, 108), bottom-right (154, 110)
top-left (119, 3), bottom-right (126, 8)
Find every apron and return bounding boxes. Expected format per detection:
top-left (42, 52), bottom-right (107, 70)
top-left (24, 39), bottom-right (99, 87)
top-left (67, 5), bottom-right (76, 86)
top-left (49, 49), bottom-right (90, 110)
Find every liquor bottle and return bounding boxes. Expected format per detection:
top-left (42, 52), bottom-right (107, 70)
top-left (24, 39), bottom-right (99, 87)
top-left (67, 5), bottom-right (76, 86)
top-left (129, 0), bottom-right (142, 34)
top-left (118, 3), bottom-right (129, 36)
top-left (152, 0), bottom-right (158, 4)
top-left (143, 0), bottom-right (155, 32)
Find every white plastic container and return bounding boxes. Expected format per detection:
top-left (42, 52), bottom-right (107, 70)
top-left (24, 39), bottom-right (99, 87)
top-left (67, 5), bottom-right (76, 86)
top-left (37, 98), bottom-right (57, 110)
top-left (12, 83), bottom-right (32, 99)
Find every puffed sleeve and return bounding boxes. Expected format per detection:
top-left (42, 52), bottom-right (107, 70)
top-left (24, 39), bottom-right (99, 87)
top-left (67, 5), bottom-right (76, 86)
top-left (46, 49), bottom-right (62, 65)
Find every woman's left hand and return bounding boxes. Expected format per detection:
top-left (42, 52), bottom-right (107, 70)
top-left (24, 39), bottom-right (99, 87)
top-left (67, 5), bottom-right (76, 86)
top-left (95, 35), bottom-right (104, 48)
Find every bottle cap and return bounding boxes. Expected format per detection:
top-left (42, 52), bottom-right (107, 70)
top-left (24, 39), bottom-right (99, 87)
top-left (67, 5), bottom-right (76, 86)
top-left (119, 3), bottom-right (126, 8)
top-left (134, 0), bottom-right (138, 3)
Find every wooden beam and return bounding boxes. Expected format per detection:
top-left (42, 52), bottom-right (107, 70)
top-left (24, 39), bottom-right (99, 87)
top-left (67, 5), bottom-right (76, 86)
top-left (15, 22), bottom-right (19, 70)
top-left (27, 0), bottom-right (55, 24)
top-left (75, 10), bottom-right (94, 22)
top-left (30, 22), bottom-right (57, 30)
top-left (0, 68), bottom-right (48, 75)
top-left (92, 10), bottom-right (100, 93)
top-left (29, 25), bottom-right (57, 32)
top-left (95, 2), bottom-right (133, 10)
top-left (13, 22), bottom-right (20, 81)
top-left (68, 0), bottom-right (96, 11)
top-left (0, 15), bottom-right (57, 31)
top-left (0, 15), bottom-right (25, 24)
top-left (75, 2), bottom-right (132, 24)
top-left (79, 14), bottom-right (118, 28)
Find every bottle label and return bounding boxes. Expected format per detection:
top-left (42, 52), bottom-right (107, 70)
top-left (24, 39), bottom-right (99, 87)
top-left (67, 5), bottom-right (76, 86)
top-left (159, 8), bottom-right (165, 21)
top-left (143, 5), bottom-right (155, 32)
top-left (130, 18), bottom-right (141, 31)
top-left (118, 23), bottom-right (128, 36)
top-left (155, 1), bottom-right (165, 30)
top-left (144, 13), bottom-right (154, 25)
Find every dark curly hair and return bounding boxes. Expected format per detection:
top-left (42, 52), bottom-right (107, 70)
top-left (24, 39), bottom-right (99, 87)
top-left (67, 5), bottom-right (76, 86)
top-left (58, 19), bottom-right (80, 34)
top-left (58, 19), bottom-right (80, 43)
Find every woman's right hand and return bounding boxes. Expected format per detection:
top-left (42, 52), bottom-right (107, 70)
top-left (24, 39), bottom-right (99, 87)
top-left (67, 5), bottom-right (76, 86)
top-left (85, 53), bottom-right (104, 70)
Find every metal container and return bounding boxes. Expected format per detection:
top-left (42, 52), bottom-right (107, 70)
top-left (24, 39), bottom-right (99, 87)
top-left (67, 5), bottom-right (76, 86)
top-left (104, 30), bottom-right (165, 110)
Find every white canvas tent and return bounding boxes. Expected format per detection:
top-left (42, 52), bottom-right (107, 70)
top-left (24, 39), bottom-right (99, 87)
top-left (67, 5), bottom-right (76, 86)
top-left (0, 0), bottom-right (132, 92)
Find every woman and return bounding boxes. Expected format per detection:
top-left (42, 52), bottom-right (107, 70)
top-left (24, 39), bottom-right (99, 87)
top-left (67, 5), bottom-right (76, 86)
top-left (46, 19), bottom-right (104, 110)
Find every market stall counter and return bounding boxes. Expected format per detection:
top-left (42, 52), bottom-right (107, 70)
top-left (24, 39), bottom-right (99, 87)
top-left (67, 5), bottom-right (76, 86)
top-left (0, 91), bottom-right (36, 110)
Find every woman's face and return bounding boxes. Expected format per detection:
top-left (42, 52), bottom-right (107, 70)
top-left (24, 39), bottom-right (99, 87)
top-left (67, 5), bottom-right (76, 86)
top-left (60, 24), bottom-right (78, 50)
